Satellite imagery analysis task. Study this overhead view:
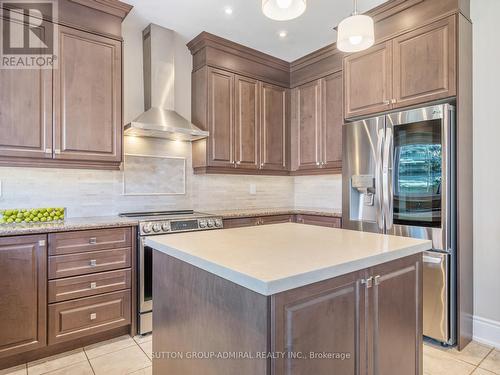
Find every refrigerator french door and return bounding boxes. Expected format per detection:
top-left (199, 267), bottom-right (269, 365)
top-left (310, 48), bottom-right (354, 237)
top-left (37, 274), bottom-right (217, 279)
top-left (342, 104), bottom-right (456, 345)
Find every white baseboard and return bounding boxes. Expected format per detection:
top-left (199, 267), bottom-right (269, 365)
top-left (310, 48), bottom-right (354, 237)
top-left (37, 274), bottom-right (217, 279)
top-left (473, 315), bottom-right (500, 348)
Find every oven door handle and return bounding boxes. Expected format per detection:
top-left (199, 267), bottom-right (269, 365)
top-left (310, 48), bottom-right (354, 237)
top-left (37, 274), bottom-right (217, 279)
top-left (383, 127), bottom-right (393, 230)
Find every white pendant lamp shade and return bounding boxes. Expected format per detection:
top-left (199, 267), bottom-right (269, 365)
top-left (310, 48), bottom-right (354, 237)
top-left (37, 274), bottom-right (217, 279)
top-left (262, 0), bottom-right (306, 21)
top-left (337, 14), bottom-right (374, 52)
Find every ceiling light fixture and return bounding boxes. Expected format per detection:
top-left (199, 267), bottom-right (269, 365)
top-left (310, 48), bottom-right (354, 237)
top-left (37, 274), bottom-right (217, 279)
top-left (224, 6), bottom-right (233, 15)
top-left (262, 0), bottom-right (306, 21)
top-left (279, 30), bottom-right (287, 38)
top-left (336, 0), bottom-right (374, 53)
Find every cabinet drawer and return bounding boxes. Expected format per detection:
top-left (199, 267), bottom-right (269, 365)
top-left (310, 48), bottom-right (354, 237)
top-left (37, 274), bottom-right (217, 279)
top-left (48, 269), bottom-right (131, 303)
top-left (48, 290), bottom-right (131, 344)
top-left (49, 227), bottom-right (132, 255)
top-left (48, 248), bottom-right (131, 279)
top-left (223, 217), bottom-right (259, 229)
top-left (260, 215), bottom-right (294, 225)
top-left (295, 215), bottom-right (342, 228)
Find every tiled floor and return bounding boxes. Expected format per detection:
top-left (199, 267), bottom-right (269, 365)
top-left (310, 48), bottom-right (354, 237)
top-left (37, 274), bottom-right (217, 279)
top-left (0, 335), bottom-right (498, 375)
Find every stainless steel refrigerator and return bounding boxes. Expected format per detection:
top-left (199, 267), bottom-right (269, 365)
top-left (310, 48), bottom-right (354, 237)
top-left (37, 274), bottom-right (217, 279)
top-left (342, 103), bottom-right (456, 345)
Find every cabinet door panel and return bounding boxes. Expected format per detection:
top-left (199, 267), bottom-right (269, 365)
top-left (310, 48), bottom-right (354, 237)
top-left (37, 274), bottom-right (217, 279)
top-left (322, 72), bottom-right (343, 170)
top-left (369, 255), bottom-right (422, 375)
top-left (293, 80), bottom-right (321, 170)
top-left (0, 57), bottom-right (52, 158)
top-left (234, 75), bottom-right (259, 169)
top-left (54, 26), bottom-right (121, 162)
top-left (208, 68), bottom-right (235, 167)
top-left (261, 83), bottom-right (287, 171)
top-left (344, 42), bottom-right (392, 119)
top-left (393, 16), bottom-right (456, 108)
top-left (273, 271), bottom-right (365, 375)
top-left (0, 235), bottom-right (47, 358)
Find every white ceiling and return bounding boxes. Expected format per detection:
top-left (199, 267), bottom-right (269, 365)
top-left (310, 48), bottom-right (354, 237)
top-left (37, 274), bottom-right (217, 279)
top-left (125, 0), bottom-right (387, 62)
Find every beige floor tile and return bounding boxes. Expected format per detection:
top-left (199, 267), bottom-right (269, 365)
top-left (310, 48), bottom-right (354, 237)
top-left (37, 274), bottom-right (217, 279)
top-left (425, 341), bottom-right (493, 366)
top-left (89, 345), bottom-right (151, 375)
top-left (472, 368), bottom-right (497, 375)
top-left (133, 334), bottom-right (152, 345)
top-left (127, 366), bottom-right (152, 375)
top-left (480, 349), bottom-right (500, 374)
top-left (423, 345), bottom-right (476, 375)
top-left (39, 362), bottom-right (93, 375)
top-left (139, 341), bottom-right (152, 360)
top-left (0, 365), bottom-right (27, 375)
top-left (27, 349), bottom-right (87, 375)
top-left (84, 334), bottom-right (136, 359)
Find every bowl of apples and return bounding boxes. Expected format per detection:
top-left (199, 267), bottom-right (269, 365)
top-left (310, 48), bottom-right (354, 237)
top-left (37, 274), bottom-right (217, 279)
top-left (0, 208), bottom-right (65, 225)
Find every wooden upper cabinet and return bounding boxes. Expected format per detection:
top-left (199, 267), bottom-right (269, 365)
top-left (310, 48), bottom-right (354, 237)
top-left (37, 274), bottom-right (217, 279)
top-left (0, 235), bottom-right (47, 359)
top-left (321, 72), bottom-right (343, 170)
top-left (344, 41), bottom-right (392, 119)
top-left (54, 26), bottom-right (122, 164)
top-left (234, 75), bottom-right (260, 170)
top-left (0, 16), bottom-right (52, 161)
top-left (0, 68), bottom-right (52, 160)
top-left (393, 15), bottom-right (456, 108)
top-left (260, 83), bottom-right (287, 171)
top-left (207, 67), bottom-right (235, 167)
top-left (344, 16), bottom-right (457, 119)
top-left (292, 80), bottom-right (321, 170)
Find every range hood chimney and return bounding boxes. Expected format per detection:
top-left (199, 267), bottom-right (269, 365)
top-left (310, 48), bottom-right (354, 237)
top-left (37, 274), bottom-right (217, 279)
top-left (124, 24), bottom-right (208, 141)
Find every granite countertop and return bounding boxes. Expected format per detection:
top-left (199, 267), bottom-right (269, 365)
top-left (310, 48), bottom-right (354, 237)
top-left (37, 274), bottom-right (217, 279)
top-left (147, 223), bottom-right (431, 295)
top-left (0, 207), bottom-right (342, 237)
top-left (206, 207), bottom-right (342, 219)
top-left (0, 216), bottom-right (139, 237)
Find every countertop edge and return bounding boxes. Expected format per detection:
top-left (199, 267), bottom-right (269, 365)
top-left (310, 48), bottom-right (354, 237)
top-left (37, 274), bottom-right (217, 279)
top-left (147, 236), bottom-right (431, 296)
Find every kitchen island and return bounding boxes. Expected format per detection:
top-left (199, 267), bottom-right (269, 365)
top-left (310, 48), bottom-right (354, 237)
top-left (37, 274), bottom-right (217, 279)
top-left (147, 223), bottom-right (431, 375)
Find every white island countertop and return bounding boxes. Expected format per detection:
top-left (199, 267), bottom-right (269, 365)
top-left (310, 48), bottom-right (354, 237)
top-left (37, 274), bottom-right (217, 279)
top-left (146, 223), bottom-right (431, 295)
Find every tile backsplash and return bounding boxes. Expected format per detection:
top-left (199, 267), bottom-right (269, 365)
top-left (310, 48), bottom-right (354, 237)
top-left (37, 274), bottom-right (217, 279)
top-left (0, 137), bottom-right (341, 217)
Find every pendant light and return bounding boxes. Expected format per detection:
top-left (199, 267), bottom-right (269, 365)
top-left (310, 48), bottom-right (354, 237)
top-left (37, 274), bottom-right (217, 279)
top-left (262, 0), bottom-right (307, 21)
top-left (337, 0), bottom-right (374, 52)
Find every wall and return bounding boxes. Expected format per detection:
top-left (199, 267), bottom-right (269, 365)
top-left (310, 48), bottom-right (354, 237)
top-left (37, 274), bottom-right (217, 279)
top-left (0, 8), bottom-right (296, 217)
top-left (294, 175), bottom-right (342, 210)
top-left (471, 0), bottom-right (500, 347)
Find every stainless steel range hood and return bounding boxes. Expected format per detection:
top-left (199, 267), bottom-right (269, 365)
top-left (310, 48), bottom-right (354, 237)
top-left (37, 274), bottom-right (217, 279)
top-left (124, 24), bottom-right (208, 141)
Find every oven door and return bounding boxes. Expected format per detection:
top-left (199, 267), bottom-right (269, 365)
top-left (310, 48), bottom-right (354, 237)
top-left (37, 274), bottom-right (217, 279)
top-left (139, 237), bottom-right (153, 313)
top-left (385, 104), bottom-right (454, 251)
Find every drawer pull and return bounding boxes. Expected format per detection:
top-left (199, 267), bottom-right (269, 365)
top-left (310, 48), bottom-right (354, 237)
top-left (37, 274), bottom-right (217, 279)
top-left (89, 237), bottom-right (97, 244)
top-left (90, 313), bottom-right (97, 321)
top-left (89, 259), bottom-right (97, 267)
top-left (90, 282), bottom-right (97, 289)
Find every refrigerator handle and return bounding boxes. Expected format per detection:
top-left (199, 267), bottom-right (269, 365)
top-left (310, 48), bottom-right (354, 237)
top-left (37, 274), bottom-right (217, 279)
top-left (376, 128), bottom-right (385, 230)
top-left (383, 128), bottom-right (393, 230)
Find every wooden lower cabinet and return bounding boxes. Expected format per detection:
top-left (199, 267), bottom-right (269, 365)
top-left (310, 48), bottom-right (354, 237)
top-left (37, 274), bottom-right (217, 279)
top-left (295, 214), bottom-right (341, 228)
top-left (154, 250), bottom-right (422, 375)
top-left (223, 215), bottom-right (294, 229)
top-left (272, 253), bottom-right (422, 375)
top-left (0, 235), bottom-right (47, 359)
top-left (48, 290), bottom-right (131, 345)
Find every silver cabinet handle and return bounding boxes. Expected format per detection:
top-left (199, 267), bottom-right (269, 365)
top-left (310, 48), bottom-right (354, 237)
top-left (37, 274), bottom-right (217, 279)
top-left (423, 255), bottom-right (443, 264)
top-left (89, 259), bottom-right (97, 267)
top-left (383, 100), bottom-right (390, 105)
top-left (54, 149), bottom-right (61, 154)
top-left (361, 277), bottom-right (373, 288)
top-left (38, 240), bottom-right (46, 247)
top-left (89, 237), bottom-right (97, 244)
top-left (90, 313), bottom-right (97, 321)
top-left (236, 161), bottom-right (241, 165)
top-left (90, 282), bottom-right (97, 289)
top-left (374, 275), bottom-right (381, 286)
top-left (45, 148), bottom-right (52, 154)
top-left (391, 99), bottom-right (397, 104)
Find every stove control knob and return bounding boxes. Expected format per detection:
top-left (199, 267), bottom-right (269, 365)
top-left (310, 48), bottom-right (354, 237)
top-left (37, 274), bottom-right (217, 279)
top-left (142, 223), bottom-right (152, 234)
top-left (152, 223), bottom-right (161, 233)
top-left (162, 222), bottom-right (170, 231)
top-left (207, 219), bottom-right (215, 228)
top-left (199, 220), bottom-right (207, 228)
top-left (215, 219), bottom-right (223, 228)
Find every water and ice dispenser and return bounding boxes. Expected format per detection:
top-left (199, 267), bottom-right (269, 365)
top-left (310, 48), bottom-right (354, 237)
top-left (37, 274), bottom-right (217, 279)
top-left (349, 174), bottom-right (377, 222)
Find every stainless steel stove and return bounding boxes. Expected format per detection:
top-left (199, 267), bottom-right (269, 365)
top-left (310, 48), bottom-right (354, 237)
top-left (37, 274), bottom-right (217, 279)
top-left (119, 210), bottom-right (223, 334)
